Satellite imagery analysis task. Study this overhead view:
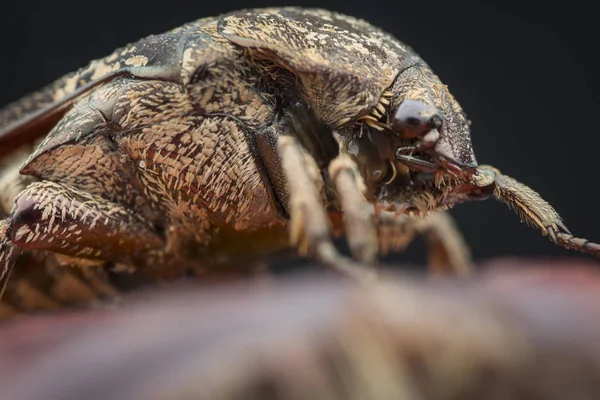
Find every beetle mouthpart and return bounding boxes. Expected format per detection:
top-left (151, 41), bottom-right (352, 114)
top-left (394, 146), bottom-right (438, 173)
top-left (435, 155), bottom-right (464, 177)
top-left (428, 149), bottom-right (480, 178)
top-left (395, 145), bottom-right (473, 180)
top-left (384, 159), bottom-right (398, 185)
top-left (439, 166), bottom-right (497, 202)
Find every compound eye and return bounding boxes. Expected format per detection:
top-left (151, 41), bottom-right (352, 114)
top-left (392, 100), bottom-right (441, 138)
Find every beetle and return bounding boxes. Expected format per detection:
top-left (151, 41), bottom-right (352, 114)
top-left (0, 7), bottom-right (599, 311)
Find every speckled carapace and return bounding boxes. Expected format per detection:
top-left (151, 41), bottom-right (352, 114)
top-left (0, 8), bottom-right (598, 314)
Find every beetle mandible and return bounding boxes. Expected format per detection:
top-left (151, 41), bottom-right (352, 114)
top-left (0, 7), bottom-right (599, 307)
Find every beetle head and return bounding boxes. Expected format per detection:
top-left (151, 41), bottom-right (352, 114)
top-left (386, 64), bottom-right (478, 172)
top-left (340, 64), bottom-right (490, 216)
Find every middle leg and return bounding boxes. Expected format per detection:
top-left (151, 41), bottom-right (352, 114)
top-left (378, 211), bottom-right (473, 275)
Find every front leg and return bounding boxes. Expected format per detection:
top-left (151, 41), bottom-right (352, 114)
top-left (327, 154), bottom-right (378, 264)
top-left (0, 181), bottom-right (165, 298)
top-left (324, 152), bottom-right (470, 275)
top-left (277, 136), bottom-right (375, 281)
top-left (479, 166), bottom-right (600, 258)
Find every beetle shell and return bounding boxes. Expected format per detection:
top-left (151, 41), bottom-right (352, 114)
top-left (217, 9), bottom-right (422, 127)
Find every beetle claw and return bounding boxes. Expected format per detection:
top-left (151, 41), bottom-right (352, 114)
top-left (556, 221), bottom-right (572, 235)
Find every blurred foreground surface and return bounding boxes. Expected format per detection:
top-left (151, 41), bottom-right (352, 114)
top-left (1, 258), bottom-right (600, 400)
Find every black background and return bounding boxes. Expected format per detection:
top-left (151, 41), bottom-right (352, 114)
top-left (0, 0), bottom-right (598, 265)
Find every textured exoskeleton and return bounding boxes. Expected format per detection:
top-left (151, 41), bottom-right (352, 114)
top-left (0, 8), bottom-right (599, 311)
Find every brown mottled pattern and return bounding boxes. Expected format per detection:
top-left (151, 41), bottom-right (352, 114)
top-left (121, 115), bottom-right (280, 239)
top-left (25, 134), bottom-right (155, 218)
top-left (0, 46), bottom-right (132, 136)
top-left (0, 251), bottom-right (117, 315)
top-left (181, 22), bottom-right (276, 128)
top-left (219, 8), bottom-right (417, 127)
top-left (0, 11), bottom-right (293, 312)
top-left (12, 181), bottom-right (163, 259)
top-left (22, 93), bottom-right (103, 165)
top-left (114, 81), bottom-right (193, 129)
top-left (0, 26), bottom-right (185, 133)
top-left (0, 8), bottom-right (422, 146)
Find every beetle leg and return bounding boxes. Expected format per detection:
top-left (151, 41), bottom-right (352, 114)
top-left (486, 166), bottom-right (600, 258)
top-left (418, 212), bottom-right (473, 275)
top-left (0, 160), bottom-right (118, 310)
top-left (552, 231), bottom-right (600, 257)
top-left (7, 181), bottom-right (165, 260)
top-left (0, 220), bottom-right (20, 299)
top-left (378, 211), bottom-right (473, 275)
top-left (277, 136), bottom-right (376, 281)
top-left (328, 154), bottom-right (378, 263)
top-left (0, 180), bottom-right (165, 299)
top-left (2, 249), bottom-right (129, 316)
top-left (0, 155), bottom-right (30, 298)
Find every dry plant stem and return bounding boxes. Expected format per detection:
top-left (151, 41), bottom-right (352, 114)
top-left (378, 211), bottom-right (472, 275)
top-left (328, 154), bottom-right (378, 263)
top-left (277, 135), bottom-right (376, 281)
